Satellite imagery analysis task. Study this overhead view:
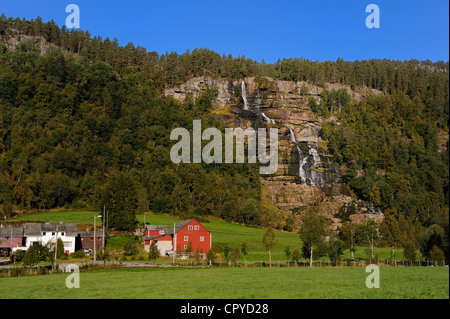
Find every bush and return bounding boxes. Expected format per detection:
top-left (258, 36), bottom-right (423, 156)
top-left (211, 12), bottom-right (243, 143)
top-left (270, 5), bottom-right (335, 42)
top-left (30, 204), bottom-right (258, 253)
top-left (148, 242), bottom-right (160, 262)
top-left (123, 240), bottom-right (137, 256)
top-left (70, 250), bottom-right (86, 258)
top-left (402, 240), bottom-right (417, 261)
top-left (429, 245), bottom-right (445, 264)
top-left (12, 249), bottom-right (25, 262)
top-left (22, 244), bottom-right (48, 266)
top-left (206, 250), bottom-right (216, 264)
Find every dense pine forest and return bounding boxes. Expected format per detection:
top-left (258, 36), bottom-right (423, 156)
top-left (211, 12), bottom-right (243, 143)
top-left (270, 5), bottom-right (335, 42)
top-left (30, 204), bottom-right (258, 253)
top-left (0, 16), bottom-right (448, 261)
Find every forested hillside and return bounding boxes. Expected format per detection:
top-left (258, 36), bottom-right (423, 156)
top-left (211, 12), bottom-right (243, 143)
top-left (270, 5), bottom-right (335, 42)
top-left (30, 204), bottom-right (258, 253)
top-left (0, 16), bottom-right (448, 260)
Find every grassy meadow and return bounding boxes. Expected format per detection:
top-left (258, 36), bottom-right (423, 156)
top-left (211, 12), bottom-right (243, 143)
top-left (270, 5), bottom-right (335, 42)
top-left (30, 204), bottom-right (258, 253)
top-left (0, 266), bottom-right (448, 299)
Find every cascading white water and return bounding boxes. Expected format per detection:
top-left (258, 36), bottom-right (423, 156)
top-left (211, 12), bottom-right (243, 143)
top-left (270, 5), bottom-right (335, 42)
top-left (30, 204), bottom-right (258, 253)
top-left (261, 112), bottom-right (276, 124)
top-left (241, 81), bottom-right (248, 110)
top-left (289, 128), bottom-right (296, 143)
top-left (290, 128), bottom-right (308, 184)
top-left (308, 147), bottom-right (322, 186)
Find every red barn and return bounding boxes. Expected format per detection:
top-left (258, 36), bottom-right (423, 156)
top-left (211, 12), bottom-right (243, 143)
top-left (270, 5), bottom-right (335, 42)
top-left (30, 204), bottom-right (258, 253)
top-left (144, 219), bottom-right (211, 257)
top-left (144, 224), bottom-right (167, 237)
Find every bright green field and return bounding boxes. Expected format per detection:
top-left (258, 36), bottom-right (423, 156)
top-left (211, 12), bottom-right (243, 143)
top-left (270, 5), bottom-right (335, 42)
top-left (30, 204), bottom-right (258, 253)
top-left (10, 210), bottom-right (98, 224)
top-left (9, 210), bottom-right (412, 262)
top-left (0, 267), bottom-right (447, 299)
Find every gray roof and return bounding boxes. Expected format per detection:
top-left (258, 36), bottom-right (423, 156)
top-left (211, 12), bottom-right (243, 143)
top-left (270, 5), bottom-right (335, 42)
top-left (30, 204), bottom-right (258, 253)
top-left (24, 223), bottom-right (78, 236)
top-left (166, 219), bottom-right (194, 235)
top-left (145, 225), bottom-right (168, 231)
top-left (0, 227), bottom-right (23, 237)
top-left (143, 235), bottom-right (166, 241)
top-left (24, 223), bottom-right (41, 236)
top-left (76, 230), bottom-right (107, 238)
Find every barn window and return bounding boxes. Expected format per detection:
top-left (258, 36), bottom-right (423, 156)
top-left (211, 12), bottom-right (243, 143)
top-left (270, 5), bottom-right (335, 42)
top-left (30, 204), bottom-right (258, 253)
top-left (194, 226), bottom-right (199, 230)
top-left (200, 236), bottom-right (204, 242)
top-left (188, 226), bottom-right (193, 230)
top-left (184, 236), bottom-right (188, 241)
top-left (184, 245), bottom-right (187, 249)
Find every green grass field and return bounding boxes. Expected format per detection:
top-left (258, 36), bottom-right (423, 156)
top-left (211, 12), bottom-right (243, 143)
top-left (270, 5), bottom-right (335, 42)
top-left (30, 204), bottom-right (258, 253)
top-left (9, 210), bottom-right (413, 263)
top-left (0, 267), bottom-right (447, 299)
top-left (10, 210), bottom-right (98, 224)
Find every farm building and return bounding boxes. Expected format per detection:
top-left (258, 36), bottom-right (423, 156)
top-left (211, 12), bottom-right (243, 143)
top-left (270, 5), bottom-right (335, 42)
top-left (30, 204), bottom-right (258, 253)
top-left (75, 230), bottom-right (107, 252)
top-left (0, 226), bottom-right (25, 254)
top-left (24, 221), bottom-right (78, 254)
top-left (144, 224), bottom-right (167, 237)
top-left (144, 219), bottom-right (211, 257)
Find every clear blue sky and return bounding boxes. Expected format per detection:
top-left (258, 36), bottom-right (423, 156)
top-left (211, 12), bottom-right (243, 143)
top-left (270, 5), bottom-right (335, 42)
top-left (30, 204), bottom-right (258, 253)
top-left (1, 0), bottom-right (448, 63)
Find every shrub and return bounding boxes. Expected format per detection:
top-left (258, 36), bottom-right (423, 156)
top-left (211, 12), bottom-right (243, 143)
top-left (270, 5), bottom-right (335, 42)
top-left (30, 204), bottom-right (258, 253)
top-left (13, 249), bottom-right (25, 262)
top-left (70, 250), bottom-right (86, 258)
top-left (123, 240), bottom-right (137, 256)
top-left (402, 240), bottom-right (417, 262)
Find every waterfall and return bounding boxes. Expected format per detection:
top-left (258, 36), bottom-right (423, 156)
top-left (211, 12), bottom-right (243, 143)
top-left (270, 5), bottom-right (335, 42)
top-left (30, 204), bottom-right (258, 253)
top-left (290, 128), bottom-right (333, 187)
top-left (241, 81), bottom-right (248, 110)
top-left (308, 147), bottom-right (322, 186)
top-left (290, 129), bottom-right (308, 184)
top-left (289, 128), bottom-right (296, 143)
top-left (261, 112), bottom-right (276, 124)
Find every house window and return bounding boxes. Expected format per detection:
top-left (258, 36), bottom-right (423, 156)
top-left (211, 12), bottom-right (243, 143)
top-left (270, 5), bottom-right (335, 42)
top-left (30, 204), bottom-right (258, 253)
top-left (200, 236), bottom-right (204, 242)
top-left (61, 232), bottom-right (65, 236)
top-left (184, 236), bottom-right (188, 242)
top-left (194, 226), bottom-right (199, 230)
top-left (52, 232), bottom-right (55, 236)
top-left (4, 237), bottom-right (10, 241)
top-left (184, 245), bottom-right (187, 249)
top-left (188, 226), bottom-right (193, 230)
top-left (159, 230), bottom-right (165, 234)
top-left (42, 232), bottom-right (46, 236)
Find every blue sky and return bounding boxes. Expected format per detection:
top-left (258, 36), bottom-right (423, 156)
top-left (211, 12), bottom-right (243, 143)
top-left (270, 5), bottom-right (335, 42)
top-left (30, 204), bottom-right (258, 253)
top-left (1, 0), bottom-right (448, 63)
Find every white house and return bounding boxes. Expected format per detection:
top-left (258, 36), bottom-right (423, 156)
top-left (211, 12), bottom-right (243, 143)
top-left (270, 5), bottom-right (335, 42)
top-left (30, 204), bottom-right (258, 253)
top-left (24, 221), bottom-right (78, 254)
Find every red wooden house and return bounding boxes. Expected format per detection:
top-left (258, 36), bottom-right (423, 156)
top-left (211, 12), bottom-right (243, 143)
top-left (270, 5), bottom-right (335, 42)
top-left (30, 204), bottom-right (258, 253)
top-left (144, 219), bottom-right (211, 256)
top-left (144, 224), bottom-right (167, 237)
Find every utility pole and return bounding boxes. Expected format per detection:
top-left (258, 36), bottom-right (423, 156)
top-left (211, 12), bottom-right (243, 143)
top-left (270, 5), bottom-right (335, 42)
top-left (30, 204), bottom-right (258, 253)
top-left (93, 216), bottom-right (96, 263)
top-left (9, 226), bottom-right (12, 258)
top-left (102, 206), bottom-right (105, 251)
top-left (173, 223), bottom-right (176, 264)
top-left (54, 225), bottom-right (58, 270)
top-left (93, 215), bottom-right (101, 263)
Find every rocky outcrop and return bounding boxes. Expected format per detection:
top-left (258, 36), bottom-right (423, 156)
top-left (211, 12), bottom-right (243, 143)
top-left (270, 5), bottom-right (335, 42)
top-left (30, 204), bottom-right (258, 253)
top-left (164, 76), bottom-right (384, 230)
top-left (164, 77), bottom-right (237, 106)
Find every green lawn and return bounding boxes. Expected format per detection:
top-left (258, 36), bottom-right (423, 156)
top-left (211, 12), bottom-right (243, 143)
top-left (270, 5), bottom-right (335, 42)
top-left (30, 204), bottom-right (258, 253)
top-left (0, 267), bottom-right (447, 299)
top-left (9, 210), bottom-right (412, 262)
top-left (10, 210), bottom-right (98, 224)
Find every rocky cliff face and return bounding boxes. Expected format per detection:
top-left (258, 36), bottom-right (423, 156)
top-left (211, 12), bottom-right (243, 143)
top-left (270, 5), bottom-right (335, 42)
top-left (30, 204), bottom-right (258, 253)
top-left (164, 76), bottom-right (384, 230)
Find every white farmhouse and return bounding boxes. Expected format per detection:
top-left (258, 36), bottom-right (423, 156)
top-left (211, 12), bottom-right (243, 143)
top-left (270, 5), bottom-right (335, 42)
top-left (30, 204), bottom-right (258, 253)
top-left (24, 220), bottom-right (78, 254)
